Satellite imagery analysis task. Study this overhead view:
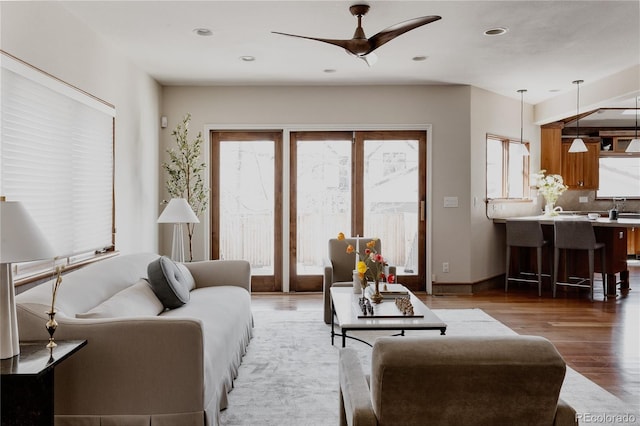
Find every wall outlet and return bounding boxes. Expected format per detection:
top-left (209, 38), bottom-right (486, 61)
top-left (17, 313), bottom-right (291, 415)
top-left (442, 262), bottom-right (449, 273)
top-left (579, 196), bottom-right (589, 203)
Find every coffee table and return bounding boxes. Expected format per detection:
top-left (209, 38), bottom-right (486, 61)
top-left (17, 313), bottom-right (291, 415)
top-left (330, 286), bottom-right (447, 347)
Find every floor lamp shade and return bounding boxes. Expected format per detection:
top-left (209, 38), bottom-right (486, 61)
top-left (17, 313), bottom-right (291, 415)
top-left (157, 198), bottom-right (200, 262)
top-left (1, 199), bottom-right (56, 359)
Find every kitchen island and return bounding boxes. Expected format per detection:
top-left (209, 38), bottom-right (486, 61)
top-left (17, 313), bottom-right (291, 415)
top-left (494, 215), bottom-right (639, 297)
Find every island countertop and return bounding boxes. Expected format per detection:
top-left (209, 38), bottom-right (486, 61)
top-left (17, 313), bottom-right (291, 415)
top-left (494, 214), bottom-right (635, 295)
top-left (493, 215), bottom-right (640, 228)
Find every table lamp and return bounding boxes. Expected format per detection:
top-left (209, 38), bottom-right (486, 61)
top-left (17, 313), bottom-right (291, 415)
top-left (157, 198), bottom-right (199, 262)
top-left (1, 197), bottom-right (56, 359)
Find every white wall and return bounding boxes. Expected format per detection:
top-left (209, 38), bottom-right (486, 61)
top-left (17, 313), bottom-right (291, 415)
top-left (470, 87), bottom-right (541, 283)
top-left (1, 1), bottom-right (162, 255)
top-left (161, 84), bottom-right (487, 286)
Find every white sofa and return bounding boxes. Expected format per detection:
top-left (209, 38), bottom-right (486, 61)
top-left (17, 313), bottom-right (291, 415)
top-left (15, 253), bottom-right (253, 426)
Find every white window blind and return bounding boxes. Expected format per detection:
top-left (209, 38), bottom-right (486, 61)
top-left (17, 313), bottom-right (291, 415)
top-left (1, 52), bottom-right (115, 268)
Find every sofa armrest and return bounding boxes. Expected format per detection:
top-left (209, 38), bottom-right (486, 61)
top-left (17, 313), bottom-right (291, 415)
top-left (184, 259), bottom-right (251, 292)
top-left (15, 306), bottom-right (206, 416)
top-left (554, 397), bottom-right (578, 426)
top-left (339, 348), bottom-right (377, 426)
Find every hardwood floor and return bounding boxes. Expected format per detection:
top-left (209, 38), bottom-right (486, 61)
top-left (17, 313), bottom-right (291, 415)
top-left (251, 263), bottom-right (640, 405)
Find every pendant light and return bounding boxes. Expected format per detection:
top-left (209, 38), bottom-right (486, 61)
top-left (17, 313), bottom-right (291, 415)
top-left (518, 89), bottom-right (529, 156)
top-left (568, 79), bottom-right (588, 153)
top-left (626, 95), bottom-right (640, 153)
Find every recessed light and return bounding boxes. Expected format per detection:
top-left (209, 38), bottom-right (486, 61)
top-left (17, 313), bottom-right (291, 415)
top-left (412, 56), bottom-right (428, 62)
top-left (240, 56), bottom-right (256, 62)
top-left (548, 89), bottom-right (561, 93)
top-left (324, 69), bottom-right (337, 73)
top-left (193, 28), bottom-right (213, 37)
top-left (484, 27), bottom-right (508, 36)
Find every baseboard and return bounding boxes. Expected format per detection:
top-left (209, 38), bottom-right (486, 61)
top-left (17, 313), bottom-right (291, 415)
top-left (432, 274), bottom-right (503, 295)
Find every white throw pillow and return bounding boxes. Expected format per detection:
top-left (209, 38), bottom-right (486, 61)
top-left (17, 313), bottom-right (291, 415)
top-left (76, 279), bottom-right (164, 319)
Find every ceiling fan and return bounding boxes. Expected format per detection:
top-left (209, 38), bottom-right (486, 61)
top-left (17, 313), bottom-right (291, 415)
top-left (272, 4), bottom-right (441, 66)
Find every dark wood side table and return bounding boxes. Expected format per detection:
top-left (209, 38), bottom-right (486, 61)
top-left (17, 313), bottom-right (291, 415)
top-left (1, 340), bottom-right (87, 426)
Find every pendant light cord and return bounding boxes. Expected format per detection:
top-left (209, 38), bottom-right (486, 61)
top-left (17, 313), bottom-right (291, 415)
top-left (635, 96), bottom-right (638, 140)
top-left (573, 80), bottom-right (582, 138)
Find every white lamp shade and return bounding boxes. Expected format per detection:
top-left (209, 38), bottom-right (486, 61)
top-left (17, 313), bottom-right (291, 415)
top-left (157, 198), bottom-right (200, 224)
top-left (0, 200), bottom-right (56, 263)
top-left (568, 138), bottom-right (588, 153)
top-left (625, 138), bottom-right (640, 153)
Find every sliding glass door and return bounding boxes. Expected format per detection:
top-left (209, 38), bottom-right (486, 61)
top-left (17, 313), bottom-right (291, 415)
top-left (210, 131), bottom-right (282, 292)
top-left (290, 130), bottom-right (427, 291)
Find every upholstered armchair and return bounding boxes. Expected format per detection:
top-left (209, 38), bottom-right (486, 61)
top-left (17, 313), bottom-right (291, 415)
top-left (323, 237), bottom-right (395, 324)
top-left (339, 335), bottom-right (578, 426)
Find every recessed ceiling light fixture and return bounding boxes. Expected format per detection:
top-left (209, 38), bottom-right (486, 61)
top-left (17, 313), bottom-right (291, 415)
top-left (412, 56), bottom-right (428, 62)
top-left (484, 27), bottom-right (508, 36)
top-left (193, 28), bottom-right (213, 37)
top-left (323, 69), bottom-right (337, 73)
top-left (240, 56), bottom-right (256, 62)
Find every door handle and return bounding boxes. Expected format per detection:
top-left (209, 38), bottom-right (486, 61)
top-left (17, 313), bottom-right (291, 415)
top-left (420, 200), bottom-right (425, 221)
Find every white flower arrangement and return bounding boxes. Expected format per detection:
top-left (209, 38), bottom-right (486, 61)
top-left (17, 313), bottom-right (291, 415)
top-left (533, 170), bottom-right (568, 205)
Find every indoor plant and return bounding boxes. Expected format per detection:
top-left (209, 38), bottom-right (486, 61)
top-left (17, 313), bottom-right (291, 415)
top-left (163, 113), bottom-right (209, 261)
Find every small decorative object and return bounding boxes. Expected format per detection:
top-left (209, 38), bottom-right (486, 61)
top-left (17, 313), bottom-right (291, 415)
top-left (358, 297), bottom-right (373, 316)
top-left (352, 269), bottom-right (361, 294)
top-left (338, 232), bottom-right (389, 304)
top-left (395, 297), bottom-right (414, 316)
top-left (45, 265), bottom-right (63, 349)
top-left (533, 170), bottom-right (568, 216)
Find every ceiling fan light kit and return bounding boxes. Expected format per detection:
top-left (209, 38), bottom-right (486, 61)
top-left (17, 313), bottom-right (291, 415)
top-left (272, 4), bottom-right (441, 66)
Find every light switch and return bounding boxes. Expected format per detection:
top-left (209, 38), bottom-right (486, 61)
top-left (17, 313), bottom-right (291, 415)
top-left (444, 196), bottom-right (458, 208)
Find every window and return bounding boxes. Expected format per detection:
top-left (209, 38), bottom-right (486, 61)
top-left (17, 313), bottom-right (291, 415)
top-left (486, 134), bottom-right (530, 199)
top-left (597, 156), bottom-right (640, 198)
top-left (1, 52), bottom-right (115, 284)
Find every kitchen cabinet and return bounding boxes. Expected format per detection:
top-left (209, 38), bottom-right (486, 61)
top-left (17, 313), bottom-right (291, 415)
top-left (541, 126), bottom-right (563, 176)
top-left (560, 140), bottom-right (600, 189)
top-left (541, 124), bottom-right (600, 189)
top-left (629, 227), bottom-right (640, 258)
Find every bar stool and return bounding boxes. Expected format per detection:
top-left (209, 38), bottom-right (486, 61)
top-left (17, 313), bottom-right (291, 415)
top-left (505, 220), bottom-right (550, 296)
top-left (553, 219), bottom-right (606, 301)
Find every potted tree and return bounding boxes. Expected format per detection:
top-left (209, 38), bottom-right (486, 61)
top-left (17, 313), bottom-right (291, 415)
top-left (163, 113), bottom-right (208, 261)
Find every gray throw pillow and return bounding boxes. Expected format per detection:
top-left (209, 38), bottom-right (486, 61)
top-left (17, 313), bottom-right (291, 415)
top-left (147, 256), bottom-right (192, 309)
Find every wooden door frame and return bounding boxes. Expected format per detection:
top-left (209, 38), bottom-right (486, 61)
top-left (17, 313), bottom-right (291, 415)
top-left (354, 130), bottom-right (427, 291)
top-left (210, 130), bottom-right (283, 292)
top-left (289, 130), bottom-right (428, 292)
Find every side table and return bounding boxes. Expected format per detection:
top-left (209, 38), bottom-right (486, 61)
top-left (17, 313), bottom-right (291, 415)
top-left (1, 340), bottom-right (87, 426)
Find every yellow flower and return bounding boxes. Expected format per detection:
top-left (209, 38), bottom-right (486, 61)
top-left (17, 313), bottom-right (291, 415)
top-left (337, 232), bottom-right (345, 241)
top-left (366, 240), bottom-right (377, 249)
top-left (357, 261), bottom-right (367, 275)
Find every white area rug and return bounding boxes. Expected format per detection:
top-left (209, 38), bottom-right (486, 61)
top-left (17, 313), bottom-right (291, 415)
top-left (220, 309), bottom-right (639, 426)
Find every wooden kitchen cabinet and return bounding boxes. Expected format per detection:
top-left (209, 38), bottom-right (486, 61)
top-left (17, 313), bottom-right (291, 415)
top-left (560, 141), bottom-right (600, 189)
top-left (629, 227), bottom-right (640, 258)
top-left (541, 124), bottom-right (600, 189)
top-left (541, 126), bottom-right (563, 176)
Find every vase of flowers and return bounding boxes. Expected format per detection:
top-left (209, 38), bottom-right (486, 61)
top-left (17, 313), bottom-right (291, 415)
top-left (533, 170), bottom-right (568, 216)
top-left (338, 233), bottom-right (389, 304)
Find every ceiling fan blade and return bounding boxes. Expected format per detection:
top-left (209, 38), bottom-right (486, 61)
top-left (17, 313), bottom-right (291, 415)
top-left (271, 31), bottom-right (353, 51)
top-left (366, 15), bottom-right (441, 54)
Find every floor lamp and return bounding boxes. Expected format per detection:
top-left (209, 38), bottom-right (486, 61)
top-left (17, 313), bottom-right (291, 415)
top-left (157, 198), bottom-right (200, 263)
top-left (1, 197), bottom-right (56, 359)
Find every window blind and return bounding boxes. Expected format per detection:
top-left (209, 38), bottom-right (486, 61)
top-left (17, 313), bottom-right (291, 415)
top-left (1, 52), bottom-right (115, 274)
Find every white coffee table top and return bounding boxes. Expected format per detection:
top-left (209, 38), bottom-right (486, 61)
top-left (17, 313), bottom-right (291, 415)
top-left (330, 286), bottom-right (447, 330)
